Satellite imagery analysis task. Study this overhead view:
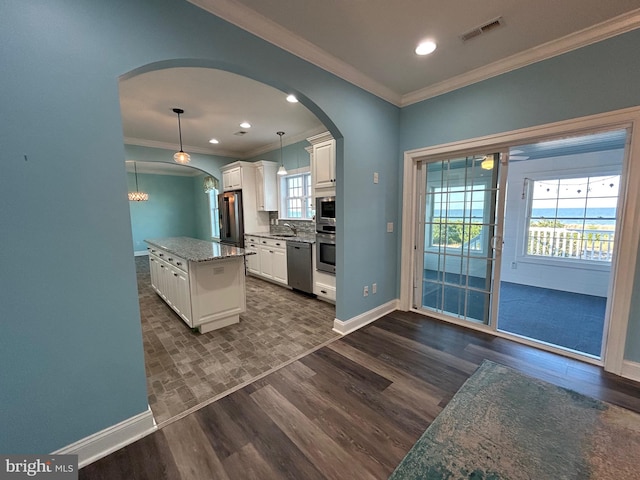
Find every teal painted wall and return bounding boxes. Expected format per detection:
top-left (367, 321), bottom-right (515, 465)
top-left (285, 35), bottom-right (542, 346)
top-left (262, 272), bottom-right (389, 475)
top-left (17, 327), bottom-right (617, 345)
top-left (6, 0), bottom-right (640, 456)
top-left (399, 28), bottom-right (640, 362)
top-left (0, 0), bottom-right (399, 453)
top-left (127, 172), bottom-right (207, 251)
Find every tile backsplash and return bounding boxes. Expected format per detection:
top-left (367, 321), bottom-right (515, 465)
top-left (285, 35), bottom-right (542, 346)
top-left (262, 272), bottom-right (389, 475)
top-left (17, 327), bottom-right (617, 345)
top-left (268, 212), bottom-right (315, 235)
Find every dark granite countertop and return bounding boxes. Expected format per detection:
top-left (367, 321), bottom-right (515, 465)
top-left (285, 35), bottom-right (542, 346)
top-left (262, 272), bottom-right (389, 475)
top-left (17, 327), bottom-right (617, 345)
top-left (245, 232), bottom-right (316, 244)
top-left (145, 237), bottom-right (254, 262)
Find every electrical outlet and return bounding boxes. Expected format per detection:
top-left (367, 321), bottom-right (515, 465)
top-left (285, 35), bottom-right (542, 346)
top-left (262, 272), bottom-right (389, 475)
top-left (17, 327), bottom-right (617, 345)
top-left (387, 222), bottom-right (394, 233)
top-left (373, 172), bottom-right (379, 184)
top-left (511, 262), bottom-right (517, 269)
top-left (363, 285), bottom-right (369, 297)
top-left (372, 283), bottom-right (377, 294)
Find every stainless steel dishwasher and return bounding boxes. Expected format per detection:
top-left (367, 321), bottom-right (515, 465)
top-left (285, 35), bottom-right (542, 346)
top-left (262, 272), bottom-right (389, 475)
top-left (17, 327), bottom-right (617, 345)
top-left (286, 241), bottom-right (313, 294)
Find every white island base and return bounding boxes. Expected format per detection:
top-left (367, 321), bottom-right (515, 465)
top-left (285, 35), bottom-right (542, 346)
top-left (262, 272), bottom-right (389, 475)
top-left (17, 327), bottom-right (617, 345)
top-left (189, 258), bottom-right (245, 333)
top-left (146, 238), bottom-right (249, 334)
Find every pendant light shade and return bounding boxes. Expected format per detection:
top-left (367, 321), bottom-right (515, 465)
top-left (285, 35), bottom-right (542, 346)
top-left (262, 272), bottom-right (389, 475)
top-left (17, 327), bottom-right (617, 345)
top-left (172, 108), bottom-right (191, 164)
top-left (128, 162), bottom-right (149, 201)
top-left (481, 155), bottom-right (494, 170)
top-left (276, 131), bottom-right (287, 176)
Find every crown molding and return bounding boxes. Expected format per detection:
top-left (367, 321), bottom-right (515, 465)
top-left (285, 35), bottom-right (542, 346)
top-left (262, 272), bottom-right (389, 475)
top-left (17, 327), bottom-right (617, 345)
top-left (188, 0), bottom-right (401, 106)
top-left (125, 160), bottom-right (203, 176)
top-left (123, 137), bottom-right (238, 158)
top-left (189, 1), bottom-right (640, 109)
top-left (239, 125), bottom-right (327, 159)
top-left (400, 9), bottom-right (640, 107)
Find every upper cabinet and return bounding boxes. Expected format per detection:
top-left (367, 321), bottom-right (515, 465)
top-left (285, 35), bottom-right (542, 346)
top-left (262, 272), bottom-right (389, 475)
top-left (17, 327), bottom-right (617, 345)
top-left (307, 131), bottom-right (336, 195)
top-left (222, 165), bottom-right (242, 191)
top-left (254, 161), bottom-right (278, 211)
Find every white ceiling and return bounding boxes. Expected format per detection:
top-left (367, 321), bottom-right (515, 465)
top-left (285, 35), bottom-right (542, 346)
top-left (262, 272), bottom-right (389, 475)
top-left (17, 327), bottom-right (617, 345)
top-left (119, 67), bottom-right (326, 159)
top-left (191, 0), bottom-right (640, 105)
top-left (121, 1), bottom-right (640, 161)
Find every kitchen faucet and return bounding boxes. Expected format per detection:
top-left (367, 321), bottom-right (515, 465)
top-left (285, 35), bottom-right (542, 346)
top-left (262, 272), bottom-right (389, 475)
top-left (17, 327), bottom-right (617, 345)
top-left (283, 223), bottom-right (297, 236)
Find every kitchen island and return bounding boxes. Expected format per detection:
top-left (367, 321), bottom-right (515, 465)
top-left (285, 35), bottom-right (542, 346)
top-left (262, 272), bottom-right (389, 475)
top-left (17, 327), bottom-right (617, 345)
top-left (145, 237), bottom-right (253, 333)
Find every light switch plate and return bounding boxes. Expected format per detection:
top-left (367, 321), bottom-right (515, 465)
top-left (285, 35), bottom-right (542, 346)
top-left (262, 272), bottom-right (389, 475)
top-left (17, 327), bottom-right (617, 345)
top-left (373, 172), bottom-right (379, 184)
top-left (387, 222), bottom-right (393, 233)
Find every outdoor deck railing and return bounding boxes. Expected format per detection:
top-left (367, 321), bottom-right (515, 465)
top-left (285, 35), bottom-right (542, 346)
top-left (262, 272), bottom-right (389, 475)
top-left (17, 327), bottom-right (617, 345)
top-left (527, 227), bottom-right (614, 261)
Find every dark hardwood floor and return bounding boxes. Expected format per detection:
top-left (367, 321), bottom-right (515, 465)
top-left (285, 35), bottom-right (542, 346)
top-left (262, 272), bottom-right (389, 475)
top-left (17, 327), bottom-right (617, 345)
top-left (80, 310), bottom-right (640, 479)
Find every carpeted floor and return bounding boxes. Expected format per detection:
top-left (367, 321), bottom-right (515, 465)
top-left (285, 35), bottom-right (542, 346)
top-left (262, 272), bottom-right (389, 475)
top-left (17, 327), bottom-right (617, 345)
top-left (498, 282), bottom-right (606, 357)
top-left (390, 360), bottom-right (640, 479)
top-left (422, 271), bottom-right (606, 357)
top-left (135, 256), bottom-right (339, 425)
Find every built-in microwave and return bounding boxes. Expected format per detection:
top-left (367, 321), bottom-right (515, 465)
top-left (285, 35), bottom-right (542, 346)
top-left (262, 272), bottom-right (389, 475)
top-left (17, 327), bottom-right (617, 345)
top-left (316, 231), bottom-right (336, 274)
top-left (316, 196), bottom-right (336, 228)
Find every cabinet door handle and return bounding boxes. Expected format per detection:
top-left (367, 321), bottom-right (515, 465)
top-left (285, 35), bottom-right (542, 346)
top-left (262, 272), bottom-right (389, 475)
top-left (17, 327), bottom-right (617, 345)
top-left (269, 250), bottom-right (274, 253)
top-left (159, 253), bottom-right (164, 257)
top-left (321, 289), bottom-right (327, 294)
top-left (168, 257), bottom-right (173, 261)
top-left (174, 273), bottom-right (178, 277)
top-left (262, 241), bottom-right (267, 244)
top-left (176, 262), bottom-right (182, 266)
top-left (160, 265), bottom-right (164, 268)
top-left (276, 243), bottom-right (281, 246)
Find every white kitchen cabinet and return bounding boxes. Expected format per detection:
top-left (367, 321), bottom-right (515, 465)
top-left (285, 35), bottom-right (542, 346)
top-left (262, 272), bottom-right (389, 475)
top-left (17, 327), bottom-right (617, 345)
top-left (221, 161), bottom-right (271, 234)
top-left (259, 244), bottom-right (274, 278)
top-left (308, 131), bottom-right (336, 193)
top-left (254, 161), bottom-right (278, 211)
top-left (222, 166), bottom-right (242, 191)
top-left (244, 236), bottom-right (260, 275)
top-left (272, 248), bottom-right (288, 284)
top-left (246, 235), bottom-right (288, 286)
top-left (148, 249), bottom-right (192, 323)
top-left (146, 241), bottom-right (247, 333)
top-left (168, 264), bottom-right (192, 322)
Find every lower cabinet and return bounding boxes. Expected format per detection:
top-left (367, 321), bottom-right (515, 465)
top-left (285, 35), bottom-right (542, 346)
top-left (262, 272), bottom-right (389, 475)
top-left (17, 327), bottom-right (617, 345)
top-left (149, 251), bottom-right (192, 324)
top-left (245, 235), bottom-right (288, 286)
top-left (148, 246), bottom-right (245, 333)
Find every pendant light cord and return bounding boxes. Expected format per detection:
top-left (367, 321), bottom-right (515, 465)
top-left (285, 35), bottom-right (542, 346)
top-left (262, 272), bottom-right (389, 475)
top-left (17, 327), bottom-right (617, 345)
top-left (134, 162), bottom-right (140, 190)
top-left (177, 112), bottom-right (184, 152)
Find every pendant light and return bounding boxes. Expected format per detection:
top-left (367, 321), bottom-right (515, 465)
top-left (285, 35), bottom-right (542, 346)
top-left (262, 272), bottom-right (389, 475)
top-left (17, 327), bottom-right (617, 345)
top-left (172, 108), bottom-right (191, 164)
top-left (276, 131), bottom-right (287, 176)
top-left (481, 154), bottom-right (494, 170)
top-left (128, 162), bottom-right (149, 201)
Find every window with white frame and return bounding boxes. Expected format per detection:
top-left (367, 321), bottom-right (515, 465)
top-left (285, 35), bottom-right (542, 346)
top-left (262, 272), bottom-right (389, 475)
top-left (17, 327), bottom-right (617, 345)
top-left (280, 171), bottom-right (312, 219)
top-left (525, 175), bottom-right (620, 262)
top-left (204, 176), bottom-right (220, 239)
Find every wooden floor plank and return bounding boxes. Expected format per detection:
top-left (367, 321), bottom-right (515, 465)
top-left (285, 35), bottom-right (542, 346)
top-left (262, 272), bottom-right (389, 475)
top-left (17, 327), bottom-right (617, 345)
top-left (163, 415), bottom-right (230, 480)
top-left (222, 443), bottom-right (283, 480)
top-left (80, 310), bottom-right (640, 479)
top-left (217, 389), bottom-right (327, 480)
top-left (250, 383), bottom-right (379, 480)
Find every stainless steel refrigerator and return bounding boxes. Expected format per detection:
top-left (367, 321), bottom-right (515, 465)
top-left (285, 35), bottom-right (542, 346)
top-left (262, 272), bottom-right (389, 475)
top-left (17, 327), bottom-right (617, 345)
top-left (218, 190), bottom-right (244, 248)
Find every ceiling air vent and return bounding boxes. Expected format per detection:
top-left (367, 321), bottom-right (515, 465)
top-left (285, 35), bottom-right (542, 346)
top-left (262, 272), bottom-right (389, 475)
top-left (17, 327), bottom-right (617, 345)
top-left (460, 17), bottom-right (504, 43)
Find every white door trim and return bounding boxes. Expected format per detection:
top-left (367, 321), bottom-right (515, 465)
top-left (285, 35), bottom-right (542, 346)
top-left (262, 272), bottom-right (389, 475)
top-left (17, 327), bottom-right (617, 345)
top-left (400, 105), bottom-right (640, 377)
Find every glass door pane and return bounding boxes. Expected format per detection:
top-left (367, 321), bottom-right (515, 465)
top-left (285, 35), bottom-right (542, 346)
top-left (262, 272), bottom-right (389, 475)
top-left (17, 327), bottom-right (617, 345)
top-left (418, 153), bottom-right (501, 325)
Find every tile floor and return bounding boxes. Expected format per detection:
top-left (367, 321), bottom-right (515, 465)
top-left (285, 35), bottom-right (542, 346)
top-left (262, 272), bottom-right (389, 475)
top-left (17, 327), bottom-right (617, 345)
top-left (135, 256), bottom-right (339, 425)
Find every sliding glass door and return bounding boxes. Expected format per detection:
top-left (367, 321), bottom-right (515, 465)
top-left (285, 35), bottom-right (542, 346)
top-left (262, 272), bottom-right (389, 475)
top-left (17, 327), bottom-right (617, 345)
top-left (414, 152), bottom-right (507, 325)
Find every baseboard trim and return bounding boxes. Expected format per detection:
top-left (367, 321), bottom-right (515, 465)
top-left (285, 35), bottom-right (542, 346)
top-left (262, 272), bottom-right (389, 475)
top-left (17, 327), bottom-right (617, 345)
top-left (134, 250), bottom-right (149, 257)
top-left (621, 360), bottom-right (640, 382)
top-left (53, 407), bottom-right (156, 468)
top-left (333, 299), bottom-right (398, 335)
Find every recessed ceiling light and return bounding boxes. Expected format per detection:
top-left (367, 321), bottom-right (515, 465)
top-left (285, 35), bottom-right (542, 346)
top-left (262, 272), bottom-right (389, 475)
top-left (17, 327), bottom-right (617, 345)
top-left (286, 94), bottom-right (298, 103)
top-left (239, 122), bottom-right (251, 129)
top-left (415, 40), bottom-right (437, 56)
top-left (209, 138), bottom-right (219, 144)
